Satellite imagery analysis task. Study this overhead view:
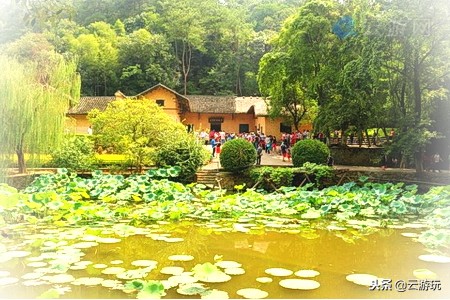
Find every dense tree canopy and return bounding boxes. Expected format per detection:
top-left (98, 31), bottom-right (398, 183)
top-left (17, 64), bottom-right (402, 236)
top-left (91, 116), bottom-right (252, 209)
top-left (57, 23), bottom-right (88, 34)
top-left (2, 0), bottom-right (449, 172)
top-left (3, 0), bottom-right (305, 97)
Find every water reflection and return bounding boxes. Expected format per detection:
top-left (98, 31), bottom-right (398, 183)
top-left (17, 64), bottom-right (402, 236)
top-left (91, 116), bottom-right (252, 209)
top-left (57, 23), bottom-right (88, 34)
top-left (0, 221), bottom-right (449, 299)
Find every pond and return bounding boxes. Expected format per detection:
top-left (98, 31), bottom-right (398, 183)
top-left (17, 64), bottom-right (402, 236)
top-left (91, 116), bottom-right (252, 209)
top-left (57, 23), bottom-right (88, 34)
top-left (1, 169), bottom-right (449, 298)
top-left (0, 219), bottom-right (448, 299)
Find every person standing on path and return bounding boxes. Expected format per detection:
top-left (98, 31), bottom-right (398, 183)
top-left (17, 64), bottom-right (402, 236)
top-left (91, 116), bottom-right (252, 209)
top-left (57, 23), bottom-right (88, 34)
top-left (256, 145), bottom-right (263, 165)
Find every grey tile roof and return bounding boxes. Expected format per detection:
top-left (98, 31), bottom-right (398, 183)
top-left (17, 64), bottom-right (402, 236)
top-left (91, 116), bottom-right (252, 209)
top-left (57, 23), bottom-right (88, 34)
top-left (187, 95), bottom-right (237, 113)
top-left (67, 96), bottom-right (115, 114)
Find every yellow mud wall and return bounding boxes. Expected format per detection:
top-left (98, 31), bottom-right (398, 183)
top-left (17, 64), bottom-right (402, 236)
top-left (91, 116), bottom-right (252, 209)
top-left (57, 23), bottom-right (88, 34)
top-left (140, 87), bottom-right (181, 122)
top-left (184, 112), bottom-right (257, 133)
top-left (66, 115), bottom-right (90, 134)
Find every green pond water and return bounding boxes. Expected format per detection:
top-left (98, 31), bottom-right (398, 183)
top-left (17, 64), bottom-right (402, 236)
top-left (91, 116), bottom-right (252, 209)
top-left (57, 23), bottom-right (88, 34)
top-left (0, 220), bottom-right (449, 299)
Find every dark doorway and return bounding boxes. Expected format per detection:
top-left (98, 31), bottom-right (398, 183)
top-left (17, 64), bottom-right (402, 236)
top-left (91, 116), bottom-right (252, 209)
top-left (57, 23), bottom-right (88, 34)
top-left (210, 123), bottom-right (221, 132)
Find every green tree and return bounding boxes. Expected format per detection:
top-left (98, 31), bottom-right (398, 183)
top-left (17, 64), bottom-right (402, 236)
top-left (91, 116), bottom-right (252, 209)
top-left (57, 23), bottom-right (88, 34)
top-left (380, 0), bottom-right (450, 172)
top-left (0, 35), bottom-right (80, 174)
top-left (88, 99), bottom-right (188, 172)
top-left (258, 0), bottom-right (341, 130)
top-left (157, 0), bottom-right (207, 95)
top-left (118, 29), bottom-right (176, 94)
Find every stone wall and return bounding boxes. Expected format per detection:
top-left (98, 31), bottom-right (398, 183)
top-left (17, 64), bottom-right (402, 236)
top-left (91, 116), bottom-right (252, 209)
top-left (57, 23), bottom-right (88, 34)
top-left (330, 146), bottom-right (384, 167)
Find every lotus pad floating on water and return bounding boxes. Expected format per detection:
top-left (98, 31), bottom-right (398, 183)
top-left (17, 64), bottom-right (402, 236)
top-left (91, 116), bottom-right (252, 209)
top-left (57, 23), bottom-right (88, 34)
top-left (96, 237), bottom-right (121, 243)
top-left (72, 242), bottom-right (98, 249)
top-left (264, 268), bottom-right (293, 277)
top-left (46, 274), bottom-right (76, 284)
top-left (279, 278), bottom-right (320, 290)
top-left (256, 277), bottom-right (273, 283)
top-left (0, 271), bottom-right (10, 277)
top-left (0, 277), bottom-right (19, 286)
top-left (294, 270), bottom-right (320, 278)
top-left (401, 233), bottom-right (419, 238)
top-left (215, 261), bottom-right (242, 269)
top-left (102, 267), bottom-right (126, 275)
top-left (162, 237), bottom-right (184, 243)
top-left (413, 269), bottom-right (438, 279)
top-left (418, 254), bottom-right (450, 263)
top-left (224, 267), bottom-right (245, 275)
top-left (201, 289), bottom-right (229, 299)
top-left (160, 266), bottom-right (184, 275)
top-left (131, 260), bottom-right (158, 267)
top-left (236, 288), bottom-right (268, 299)
top-left (72, 277), bottom-right (104, 286)
top-left (346, 274), bottom-right (379, 286)
top-left (168, 274), bottom-right (198, 285)
top-left (168, 255), bottom-right (194, 262)
top-left (93, 263), bottom-right (108, 269)
top-left (3, 251), bottom-right (32, 258)
top-left (192, 262), bottom-right (232, 283)
top-left (110, 260), bottom-right (124, 265)
top-left (176, 283), bottom-right (208, 295)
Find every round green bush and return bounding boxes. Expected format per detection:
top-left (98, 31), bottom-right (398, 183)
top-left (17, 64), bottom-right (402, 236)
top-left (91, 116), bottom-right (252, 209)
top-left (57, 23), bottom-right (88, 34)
top-left (155, 135), bottom-right (210, 183)
top-left (220, 139), bottom-right (257, 173)
top-left (291, 139), bottom-right (330, 167)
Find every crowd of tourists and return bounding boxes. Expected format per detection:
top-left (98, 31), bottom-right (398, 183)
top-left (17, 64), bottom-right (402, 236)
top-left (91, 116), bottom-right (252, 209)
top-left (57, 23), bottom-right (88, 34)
top-left (197, 129), bottom-right (316, 163)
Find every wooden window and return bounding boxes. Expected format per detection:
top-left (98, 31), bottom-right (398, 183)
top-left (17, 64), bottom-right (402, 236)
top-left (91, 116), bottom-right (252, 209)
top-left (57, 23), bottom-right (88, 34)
top-left (239, 124), bottom-right (249, 133)
top-left (156, 99), bottom-right (165, 107)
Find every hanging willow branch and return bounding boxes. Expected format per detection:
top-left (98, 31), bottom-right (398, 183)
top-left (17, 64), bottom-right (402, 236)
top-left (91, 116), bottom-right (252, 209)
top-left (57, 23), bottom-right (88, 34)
top-left (0, 54), bottom-right (80, 177)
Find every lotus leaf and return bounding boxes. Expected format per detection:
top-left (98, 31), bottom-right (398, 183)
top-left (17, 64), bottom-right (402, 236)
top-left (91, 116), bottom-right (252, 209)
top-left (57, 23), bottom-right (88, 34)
top-left (22, 279), bottom-right (48, 286)
top-left (0, 271), bottom-right (10, 278)
top-left (110, 260), bottom-right (124, 265)
top-left (279, 278), bottom-right (320, 290)
top-left (236, 288), bottom-right (268, 299)
top-left (192, 262), bottom-right (232, 283)
top-left (167, 274), bottom-right (198, 285)
top-left (131, 260), bottom-right (158, 267)
top-left (168, 255), bottom-right (194, 262)
top-left (160, 266), bottom-right (184, 275)
top-left (256, 277), bottom-right (273, 283)
top-left (215, 261), bottom-right (242, 269)
top-left (92, 264), bottom-right (108, 269)
top-left (200, 289), bottom-right (229, 299)
top-left (294, 270), bottom-right (320, 278)
top-left (102, 267), bottom-right (126, 275)
top-left (346, 273), bottom-right (379, 286)
top-left (3, 251), bottom-right (31, 258)
top-left (72, 277), bottom-right (104, 286)
top-left (96, 237), bottom-right (121, 244)
top-left (101, 279), bottom-right (124, 289)
top-left (176, 283), bottom-right (208, 295)
top-left (136, 280), bottom-right (166, 299)
top-left (46, 274), bottom-right (75, 284)
top-left (264, 268), bottom-right (293, 277)
top-left (418, 254), bottom-right (450, 263)
top-left (413, 269), bottom-right (438, 279)
top-left (117, 269), bottom-right (152, 280)
top-left (224, 267), bottom-right (245, 275)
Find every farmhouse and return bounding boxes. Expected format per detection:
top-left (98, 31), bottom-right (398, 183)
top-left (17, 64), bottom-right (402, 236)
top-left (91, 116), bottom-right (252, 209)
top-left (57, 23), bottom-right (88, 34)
top-left (67, 83), bottom-right (312, 137)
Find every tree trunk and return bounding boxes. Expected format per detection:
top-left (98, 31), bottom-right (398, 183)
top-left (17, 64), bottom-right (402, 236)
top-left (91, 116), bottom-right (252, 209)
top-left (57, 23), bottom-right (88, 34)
top-left (413, 58), bottom-right (423, 173)
top-left (16, 150), bottom-right (26, 174)
top-left (365, 129), bottom-right (371, 147)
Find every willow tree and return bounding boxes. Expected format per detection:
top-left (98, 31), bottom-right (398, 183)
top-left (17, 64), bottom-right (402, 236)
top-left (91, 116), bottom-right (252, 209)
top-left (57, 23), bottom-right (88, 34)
top-left (0, 54), bottom-right (80, 175)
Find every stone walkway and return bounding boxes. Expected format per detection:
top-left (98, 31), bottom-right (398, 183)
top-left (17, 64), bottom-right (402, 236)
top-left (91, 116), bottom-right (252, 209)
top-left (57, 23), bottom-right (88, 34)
top-left (201, 145), bottom-right (450, 176)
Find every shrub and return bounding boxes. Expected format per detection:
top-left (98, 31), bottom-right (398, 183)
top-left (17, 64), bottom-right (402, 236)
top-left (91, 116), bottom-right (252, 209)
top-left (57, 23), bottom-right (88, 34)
top-left (291, 139), bottom-right (330, 167)
top-left (220, 139), bottom-right (257, 173)
top-left (47, 135), bottom-right (97, 171)
top-left (250, 167), bottom-right (294, 191)
top-left (155, 135), bottom-right (210, 183)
